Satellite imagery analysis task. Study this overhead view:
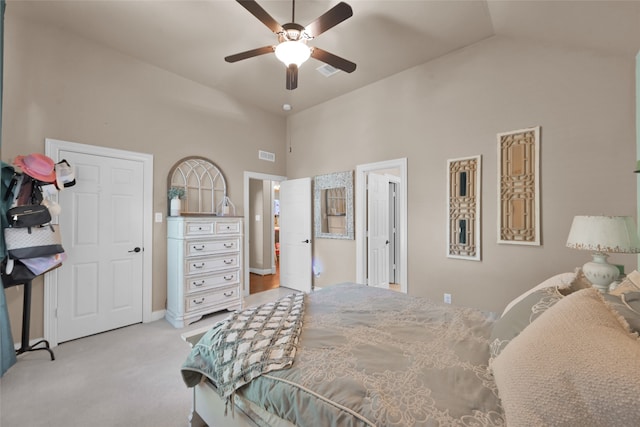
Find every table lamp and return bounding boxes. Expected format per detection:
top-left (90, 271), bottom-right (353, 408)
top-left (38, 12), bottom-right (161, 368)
top-left (566, 215), bottom-right (640, 293)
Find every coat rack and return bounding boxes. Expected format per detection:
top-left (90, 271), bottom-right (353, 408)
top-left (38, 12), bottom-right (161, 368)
top-left (1, 263), bottom-right (55, 360)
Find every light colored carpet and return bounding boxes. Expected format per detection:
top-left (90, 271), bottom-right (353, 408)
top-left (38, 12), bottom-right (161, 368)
top-left (0, 288), bottom-right (293, 427)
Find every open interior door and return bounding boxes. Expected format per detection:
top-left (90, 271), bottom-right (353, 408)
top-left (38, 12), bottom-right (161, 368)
top-left (279, 177), bottom-right (312, 293)
top-left (367, 173), bottom-right (390, 288)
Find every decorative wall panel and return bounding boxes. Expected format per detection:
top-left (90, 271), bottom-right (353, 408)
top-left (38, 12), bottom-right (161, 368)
top-left (447, 155), bottom-right (481, 260)
top-left (497, 126), bottom-right (540, 245)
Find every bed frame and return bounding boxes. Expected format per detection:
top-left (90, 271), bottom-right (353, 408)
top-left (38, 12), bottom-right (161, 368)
top-left (189, 382), bottom-right (255, 427)
top-left (189, 381), bottom-right (296, 427)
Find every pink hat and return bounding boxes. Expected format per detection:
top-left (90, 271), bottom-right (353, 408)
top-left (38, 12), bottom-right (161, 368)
top-left (13, 153), bottom-right (57, 183)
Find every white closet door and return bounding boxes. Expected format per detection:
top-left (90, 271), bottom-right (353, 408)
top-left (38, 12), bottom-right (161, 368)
top-left (56, 151), bottom-right (144, 343)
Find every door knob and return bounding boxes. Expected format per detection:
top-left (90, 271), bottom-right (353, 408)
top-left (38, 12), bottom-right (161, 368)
top-left (302, 239), bottom-right (310, 243)
top-left (128, 247), bottom-right (141, 253)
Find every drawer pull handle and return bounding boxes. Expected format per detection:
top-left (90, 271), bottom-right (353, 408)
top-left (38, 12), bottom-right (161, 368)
top-left (223, 243), bottom-right (234, 248)
top-left (193, 298), bottom-right (205, 305)
top-left (193, 263), bottom-right (205, 269)
top-left (198, 227), bottom-right (203, 231)
top-left (223, 259), bottom-right (233, 265)
top-left (193, 245), bottom-right (205, 251)
top-left (223, 275), bottom-right (233, 281)
top-left (193, 280), bottom-right (205, 287)
top-left (224, 291), bottom-right (234, 297)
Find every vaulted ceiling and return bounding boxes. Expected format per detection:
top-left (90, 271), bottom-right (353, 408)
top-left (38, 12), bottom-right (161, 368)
top-left (8, 0), bottom-right (640, 115)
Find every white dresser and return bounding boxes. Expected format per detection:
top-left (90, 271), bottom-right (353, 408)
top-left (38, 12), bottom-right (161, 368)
top-left (166, 216), bottom-right (243, 328)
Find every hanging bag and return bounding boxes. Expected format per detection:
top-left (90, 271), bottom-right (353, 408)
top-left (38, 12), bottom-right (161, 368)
top-left (4, 224), bottom-right (64, 259)
top-left (6, 204), bottom-right (52, 229)
top-left (19, 252), bottom-right (66, 276)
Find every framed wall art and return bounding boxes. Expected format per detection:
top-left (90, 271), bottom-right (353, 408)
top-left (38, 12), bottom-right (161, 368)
top-left (447, 155), bottom-right (481, 261)
top-left (497, 126), bottom-right (540, 245)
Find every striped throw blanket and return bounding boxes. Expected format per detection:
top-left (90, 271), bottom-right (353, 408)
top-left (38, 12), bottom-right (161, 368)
top-left (181, 293), bottom-right (305, 402)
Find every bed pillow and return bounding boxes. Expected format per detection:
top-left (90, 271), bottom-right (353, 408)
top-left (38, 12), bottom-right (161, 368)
top-left (603, 291), bottom-right (640, 334)
top-left (500, 272), bottom-right (575, 317)
top-left (610, 270), bottom-right (640, 296)
top-left (556, 267), bottom-right (592, 295)
top-left (489, 286), bottom-right (563, 359)
top-left (492, 288), bottom-right (640, 427)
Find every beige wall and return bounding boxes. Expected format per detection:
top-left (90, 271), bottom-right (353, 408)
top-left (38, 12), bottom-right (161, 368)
top-left (1, 15), bottom-right (286, 340)
top-left (287, 36), bottom-right (638, 312)
top-left (2, 13), bottom-right (637, 342)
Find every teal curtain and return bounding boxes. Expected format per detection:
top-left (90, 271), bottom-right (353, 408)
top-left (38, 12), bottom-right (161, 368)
top-left (0, 0), bottom-right (17, 377)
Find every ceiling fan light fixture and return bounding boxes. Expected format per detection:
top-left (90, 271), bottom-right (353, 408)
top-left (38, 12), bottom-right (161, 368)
top-left (275, 40), bottom-right (311, 67)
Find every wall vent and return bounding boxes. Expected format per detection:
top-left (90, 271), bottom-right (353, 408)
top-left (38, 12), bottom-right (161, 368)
top-left (316, 64), bottom-right (340, 77)
top-left (259, 150), bottom-right (276, 162)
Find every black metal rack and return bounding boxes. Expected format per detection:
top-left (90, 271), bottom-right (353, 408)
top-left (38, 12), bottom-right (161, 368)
top-left (1, 265), bottom-right (55, 360)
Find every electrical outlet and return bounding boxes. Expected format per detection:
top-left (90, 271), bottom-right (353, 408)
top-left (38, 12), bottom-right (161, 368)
top-left (444, 293), bottom-right (452, 304)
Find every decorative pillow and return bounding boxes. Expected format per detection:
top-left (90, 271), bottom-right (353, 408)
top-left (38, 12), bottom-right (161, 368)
top-left (603, 291), bottom-right (640, 334)
top-left (557, 267), bottom-right (592, 295)
top-left (492, 288), bottom-right (640, 427)
top-left (490, 286), bottom-right (564, 359)
top-left (501, 272), bottom-right (575, 317)
top-left (610, 270), bottom-right (640, 296)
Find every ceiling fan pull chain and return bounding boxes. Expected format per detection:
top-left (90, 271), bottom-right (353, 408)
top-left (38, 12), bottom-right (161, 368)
top-left (292, 0), bottom-right (295, 23)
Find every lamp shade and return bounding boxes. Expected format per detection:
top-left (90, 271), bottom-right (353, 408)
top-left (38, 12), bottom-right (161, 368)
top-left (566, 215), bottom-right (640, 253)
top-left (275, 41), bottom-right (311, 67)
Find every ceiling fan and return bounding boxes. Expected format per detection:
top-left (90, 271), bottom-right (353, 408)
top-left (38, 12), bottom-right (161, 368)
top-left (225, 0), bottom-right (357, 90)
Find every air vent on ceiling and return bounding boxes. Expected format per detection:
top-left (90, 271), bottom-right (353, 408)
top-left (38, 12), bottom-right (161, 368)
top-left (316, 64), bottom-right (340, 77)
top-left (259, 150), bottom-right (276, 162)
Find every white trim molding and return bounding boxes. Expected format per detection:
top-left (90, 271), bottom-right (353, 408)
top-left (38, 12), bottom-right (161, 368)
top-left (44, 138), bottom-right (154, 347)
top-left (243, 171), bottom-right (287, 297)
top-left (356, 158), bottom-right (408, 293)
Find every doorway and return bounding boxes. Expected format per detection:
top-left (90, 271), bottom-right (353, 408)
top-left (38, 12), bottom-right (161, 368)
top-left (243, 172), bottom-right (286, 296)
top-left (356, 158), bottom-right (408, 293)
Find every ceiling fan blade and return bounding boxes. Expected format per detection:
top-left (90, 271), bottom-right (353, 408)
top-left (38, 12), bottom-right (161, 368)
top-left (225, 46), bottom-right (275, 63)
top-left (286, 64), bottom-right (298, 90)
top-left (304, 2), bottom-right (353, 38)
top-left (237, 0), bottom-right (283, 34)
top-left (311, 48), bottom-right (356, 73)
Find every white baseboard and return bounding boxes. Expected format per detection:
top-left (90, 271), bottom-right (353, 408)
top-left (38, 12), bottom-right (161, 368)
top-left (249, 268), bottom-right (273, 276)
top-left (150, 309), bottom-right (166, 322)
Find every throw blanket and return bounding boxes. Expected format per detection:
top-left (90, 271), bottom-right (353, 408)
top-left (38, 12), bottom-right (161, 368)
top-left (181, 292), bottom-right (305, 402)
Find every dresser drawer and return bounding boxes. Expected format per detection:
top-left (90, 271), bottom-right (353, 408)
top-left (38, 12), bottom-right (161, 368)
top-left (186, 238), bottom-right (240, 257)
top-left (185, 269), bottom-right (240, 293)
top-left (215, 220), bottom-right (241, 234)
top-left (185, 286), bottom-right (240, 312)
top-left (185, 254), bottom-right (239, 275)
top-left (184, 221), bottom-right (215, 236)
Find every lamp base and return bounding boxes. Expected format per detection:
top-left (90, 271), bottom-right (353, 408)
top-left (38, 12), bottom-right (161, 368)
top-left (582, 253), bottom-right (619, 293)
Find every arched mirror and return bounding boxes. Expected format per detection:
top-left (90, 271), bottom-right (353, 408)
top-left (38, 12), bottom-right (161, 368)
top-left (314, 170), bottom-right (354, 240)
top-left (167, 156), bottom-right (226, 215)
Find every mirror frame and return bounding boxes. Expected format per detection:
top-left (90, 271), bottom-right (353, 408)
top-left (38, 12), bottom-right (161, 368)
top-left (314, 170), bottom-right (354, 240)
top-left (167, 156), bottom-right (227, 215)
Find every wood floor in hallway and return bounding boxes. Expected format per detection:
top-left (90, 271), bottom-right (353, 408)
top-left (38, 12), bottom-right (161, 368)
top-left (249, 263), bottom-right (280, 294)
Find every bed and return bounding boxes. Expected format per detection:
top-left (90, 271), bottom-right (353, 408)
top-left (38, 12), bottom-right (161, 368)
top-left (181, 275), bottom-right (640, 427)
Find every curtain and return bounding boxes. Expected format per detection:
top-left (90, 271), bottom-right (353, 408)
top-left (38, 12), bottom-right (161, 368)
top-left (0, 0), bottom-right (17, 377)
